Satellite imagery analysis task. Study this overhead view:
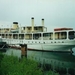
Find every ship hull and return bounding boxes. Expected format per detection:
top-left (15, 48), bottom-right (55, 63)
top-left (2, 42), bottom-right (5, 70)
top-left (27, 44), bottom-right (74, 52)
top-left (2, 38), bottom-right (75, 52)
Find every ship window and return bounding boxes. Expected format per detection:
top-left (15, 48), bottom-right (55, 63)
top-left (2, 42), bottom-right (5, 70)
top-left (61, 32), bottom-right (67, 39)
top-left (25, 34), bottom-right (32, 40)
top-left (2, 34), bottom-right (4, 38)
top-left (54, 41), bottom-right (56, 43)
top-left (43, 33), bottom-right (53, 40)
top-left (68, 31), bottom-right (75, 39)
top-left (28, 27), bottom-right (31, 30)
top-left (24, 27), bottom-right (25, 30)
top-left (43, 42), bottom-right (45, 44)
top-left (19, 34), bottom-right (24, 39)
top-left (55, 32), bottom-right (67, 40)
top-left (35, 27), bottom-right (38, 30)
top-left (33, 33), bottom-right (41, 40)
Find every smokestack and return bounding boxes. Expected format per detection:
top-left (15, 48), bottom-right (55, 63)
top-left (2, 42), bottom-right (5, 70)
top-left (31, 17), bottom-right (34, 32)
top-left (42, 18), bottom-right (44, 32)
top-left (13, 22), bottom-right (19, 29)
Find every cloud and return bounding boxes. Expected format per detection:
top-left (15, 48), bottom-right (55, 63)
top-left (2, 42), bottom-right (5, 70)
top-left (0, 0), bottom-right (75, 30)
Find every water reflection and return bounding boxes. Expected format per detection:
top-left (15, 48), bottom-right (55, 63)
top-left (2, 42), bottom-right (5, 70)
top-left (5, 48), bottom-right (21, 58)
top-left (5, 48), bottom-right (75, 75)
top-left (28, 50), bottom-right (75, 68)
top-left (27, 49), bottom-right (75, 75)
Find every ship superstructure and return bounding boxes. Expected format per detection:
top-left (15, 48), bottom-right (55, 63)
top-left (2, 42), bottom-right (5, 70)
top-left (0, 17), bottom-right (75, 52)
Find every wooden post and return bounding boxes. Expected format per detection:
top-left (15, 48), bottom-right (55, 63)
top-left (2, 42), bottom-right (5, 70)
top-left (20, 44), bottom-right (27, 58)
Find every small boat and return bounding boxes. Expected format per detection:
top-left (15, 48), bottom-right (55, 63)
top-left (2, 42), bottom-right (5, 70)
top-left (0, 17), bottom-right (75, 52)
top-left (0, 38), bottom-right (8, 52)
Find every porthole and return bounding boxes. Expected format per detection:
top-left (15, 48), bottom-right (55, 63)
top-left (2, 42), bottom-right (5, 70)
top-left (54, 41), bottom-right (56, 43)
top-left (43, 42), bottom-right (45, 44)
top-left (62, 41), bottom-right (64, 43)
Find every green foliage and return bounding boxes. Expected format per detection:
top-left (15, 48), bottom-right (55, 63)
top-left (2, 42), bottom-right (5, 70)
top-left (0, 52), bottom-right (4, 63)
top-left (0, 52), bottom-right (4, 74)
top-left (0, 53), bottom-right (59, 75)
top-left (0, 55), bottom-right (43, 75)
top-left (46, 70), bottom-right (59, 75)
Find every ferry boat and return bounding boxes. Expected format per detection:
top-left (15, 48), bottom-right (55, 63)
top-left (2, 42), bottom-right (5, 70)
top-left (0, 17), bottom-right (75, 52)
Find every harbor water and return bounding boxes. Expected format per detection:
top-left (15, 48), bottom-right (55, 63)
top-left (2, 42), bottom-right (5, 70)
top-left (5, 48), bottom-right (75, 75)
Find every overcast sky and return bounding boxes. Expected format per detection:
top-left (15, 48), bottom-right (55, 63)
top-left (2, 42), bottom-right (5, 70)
top-left (0, 0), bottom-right (75, 31)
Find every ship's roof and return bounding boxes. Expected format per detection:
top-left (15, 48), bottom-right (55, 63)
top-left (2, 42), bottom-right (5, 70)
top-left (54, 28), bottom-right (73, 31)
top-left (22, 25), bottom-right (45, 28)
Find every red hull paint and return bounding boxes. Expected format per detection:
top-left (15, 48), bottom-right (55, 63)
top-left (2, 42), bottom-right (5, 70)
top-left (54, 28), bottom-right (73, 31)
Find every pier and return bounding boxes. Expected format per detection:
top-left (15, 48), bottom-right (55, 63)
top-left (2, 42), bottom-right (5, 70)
top-left (20, 44), bottom-right (27, 58)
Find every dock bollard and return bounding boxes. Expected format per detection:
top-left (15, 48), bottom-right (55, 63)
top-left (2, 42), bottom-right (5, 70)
top-left (20, 44), bottom-right (27, 58)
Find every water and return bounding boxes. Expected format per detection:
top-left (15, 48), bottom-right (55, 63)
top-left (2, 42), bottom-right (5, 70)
top-left (4, 48), bottom-right (75, 75)
top-left (5, 48), bottom-right (21, 58)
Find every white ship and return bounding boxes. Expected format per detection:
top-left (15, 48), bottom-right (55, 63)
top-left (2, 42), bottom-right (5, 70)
top-left (0, 17), bottom-right (75, 52)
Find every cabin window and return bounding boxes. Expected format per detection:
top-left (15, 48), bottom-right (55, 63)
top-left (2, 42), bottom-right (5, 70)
top-left (43, 33), bottom-right (53, 40)
top-left (35, 27), bottom-right (38, 30)
top-left (24, 27), bottom-right (25, 30)
top-left (19, 34), bottom-right (24, 39)
top-left (61, 32), bottom-right (67, 39)
top-left (2, 34), bottom-right (4, 38)
top-left (25, 34), bottom-right (32, 40)
top-left (55, 32), bottom-right (59, 40)
top-left (68, 31), bottom-right (75, 39)
top-left (43, 42), bottom-right (45, 44)
top-left (33, 33), bottom-right (41, 40)
top-left (55, 32), bottom-right (67, 40)
top-left (9, 34), bottom-right (12, 39)
top-left (28, 27), bottom-right (31, 30)
top-left (13, 34), bottom-right (18, 39)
